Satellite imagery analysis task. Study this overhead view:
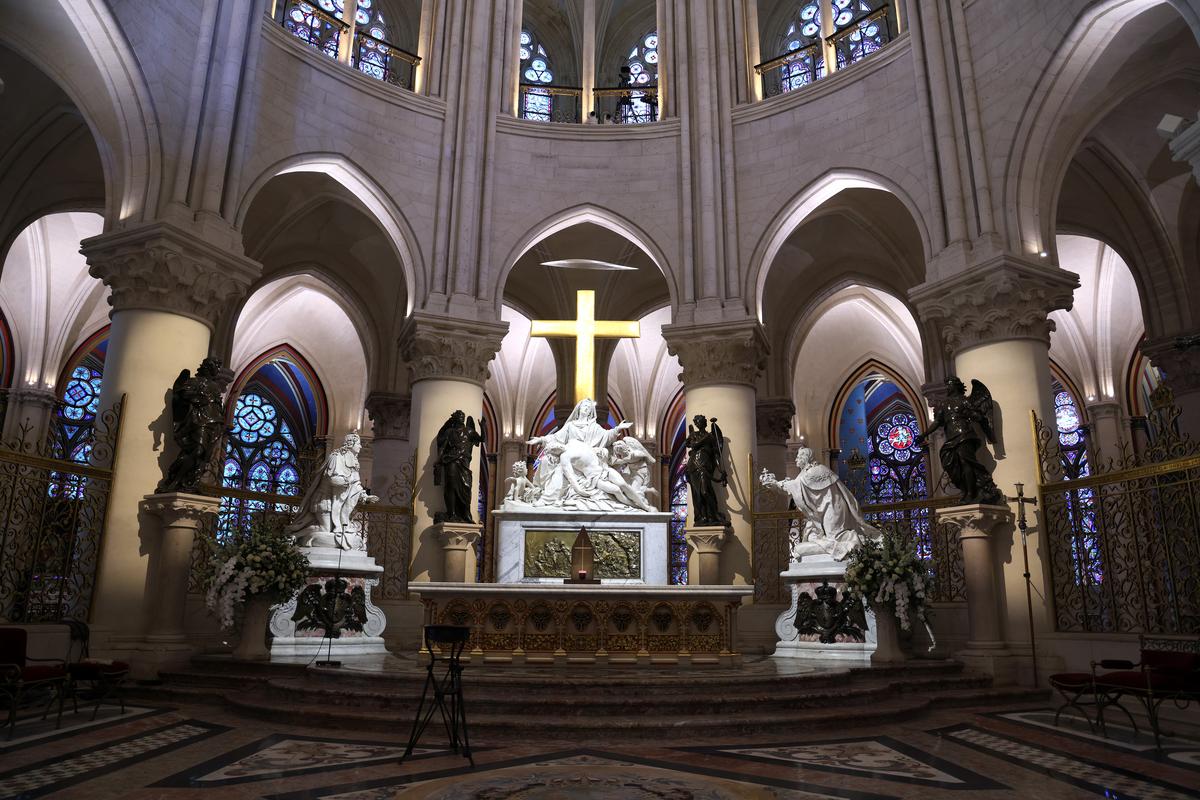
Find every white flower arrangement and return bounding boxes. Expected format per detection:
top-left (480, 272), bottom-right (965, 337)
top-left (844, 533), bottom-right (932, 636)
top-left (204, 521), bottom-right (309, 631)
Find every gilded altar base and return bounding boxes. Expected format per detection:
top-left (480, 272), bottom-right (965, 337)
top-left (414, 583), bottom-right (752, 667)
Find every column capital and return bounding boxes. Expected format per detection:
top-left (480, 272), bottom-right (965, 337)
top-left (141, 491), bottom-right (221, 524)
top-left (756, 398), bottom-right (795, 444)
top-left (935, 503), bottom-right (1014, 540)
top-left (910, 256), bottom-right (1078, 355)
top-left (81, 222), bottom-right (259, 329)
top-left (1141, 334), bottom-right (1200, 394)
top-left (4, 386), bottom-right (57, 410)
top-left (397, 312), bottom-right (507, 387)
top-left (365, 391), bottom-right (411, 440)
top-left (662, 319), bottom-right (769, 388)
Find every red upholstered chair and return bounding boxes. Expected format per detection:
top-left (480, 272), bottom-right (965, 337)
top-left (1047, 671), bottom-right (1110, 731)
top-left (0, 627), bottom-right (68, 739)
top-left (1092, 635), bottom-right (1200, 748)
top-left (62, 619), bottom-right (130, 720)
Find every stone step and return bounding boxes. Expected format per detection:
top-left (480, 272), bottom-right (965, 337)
top-left (156, 670), bottom-right (276, 690)
top-left (125, 684), bottom-right (228, 706)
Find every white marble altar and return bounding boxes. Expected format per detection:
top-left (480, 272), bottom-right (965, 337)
top-left (771, 555), bottom-right (879, 662)
top-left (494, 509), bottom-right (671, 584)
top-left (269, 547), bottom-right (389, 658)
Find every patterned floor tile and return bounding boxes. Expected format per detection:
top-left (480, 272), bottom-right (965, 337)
top-left (266, 750), bottom-right (900, 800)
top-left (687, 735), bottom-right (1007, 789)
top-left (935, 724), bottom-right (1200, 800)
top-left (990, 708), bottom-right (1200, 767)
top-left (153, 733), bottom-right (447, 787)
top-left (0, 706), bottom-right (165, 753)
top-left (0, 719), bottom-right (227, 800)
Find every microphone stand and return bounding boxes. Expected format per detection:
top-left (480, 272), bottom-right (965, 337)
top-left (1010, 483), bottom-right (1039, 686)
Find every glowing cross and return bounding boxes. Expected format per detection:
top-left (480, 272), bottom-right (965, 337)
top-left (531, 290), bottom-right (640, 404)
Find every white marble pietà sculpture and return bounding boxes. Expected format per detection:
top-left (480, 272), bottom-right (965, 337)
top-left (287, 432), bottom-right (379, 550)
top-left (759, 446), bottom-right (882, 562)
top-left (516, 397), bottom-right (655, 512)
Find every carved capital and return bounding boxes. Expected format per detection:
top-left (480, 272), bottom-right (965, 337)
top-left (934, 503), bottom-right (1014, 541)
top-left (686, 527), bottom-right (731, 554)
top-left (1142, 335), bottom-right (1200, 394)
top-left (4, 387), bottom-right (57, 411)
top-left (365, 391), bottom-right (411, 440)
top-left (398, 313), bottom-right (507, 386)
top-left (662, 320), bottom-right (769, 388)
top-left (756, 398), bottom-right (795, 444)
top-left (81, 222), bottom-right (259, 328)
top-left (911, 257), bottom-right (1077, 355)
top-left (141, 491), bottom-right (221, 527)
top-left (435, 521), bottom-right (483, 551)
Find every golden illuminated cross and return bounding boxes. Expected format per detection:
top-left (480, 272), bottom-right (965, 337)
top-left (531, 290), bottom-right (640, 404)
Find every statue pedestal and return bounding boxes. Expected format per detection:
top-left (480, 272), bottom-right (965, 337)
top-left (685, 526), bottom-right (730, 585)
top-left (771, 556), bottom-right (878, 662)
top-left (494, 509), bottom-right (671, 584)
top-left (268, 547), bottom-right (389, 659)
top-left (434, 521), bottom-right (482, 583)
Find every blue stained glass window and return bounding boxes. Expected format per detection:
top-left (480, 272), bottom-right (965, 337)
top-left (49, 362), bottom-right (105, 499)
top-left (1052, 383), bottom-right (1102, 586)
top-left (219, 391), bottom-right (304, 541)
top-left (519, 29), bottom-right (556, 122)
top-left (832, 0), bottom-right (891, 69)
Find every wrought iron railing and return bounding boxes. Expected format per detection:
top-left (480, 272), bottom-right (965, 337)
top-left (750, 456), bottom-right (964, 604)
top-left (0, 398), bottom-right (124, 623)
top-left (1034, 390), bottom-right (1200, 635)
top-left (755, 43), bottom-right (824, 99)
top-left (828, 6), bottom-right (895, 71)
top-left (593, 86), bottom-right (659, 124)
top-left (188, 459), bottom-right (415, 602)
top-left (518, 84), bottom-right (583, 123)
top-left (275, 1), bottom-right (347, 61)
top-left (353, 31), bottom-right (420, 89)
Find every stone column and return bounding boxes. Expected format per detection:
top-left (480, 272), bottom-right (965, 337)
top-left (912, 256), bottom-right (1077, 682)
top-left (438, 524), bottom-right (482, 583)
top-left (755, 398), bottom-right (795, 477)
top-left (664, 319), bottom-right (767, 586)
top-left (0, 386), bottom-right (56, 447)
top-left (1140, 336), bottom-right (1200, 440)
top-left (581, 0), bottom-right (596, 118)
top-left (685, 529), bottom-right (729, 585)
top-left (1084, 401), bottom-right (1126, 464)
top-left (140, 493), bottom-right (221, 672)
top-left (936, 505), bottom-right (1012, 651)
top-left (81, 224), bottom-right (256, 661)
top-left (399, 313), bottom-right (505, 583)
top-left (366, 391), bottom-right (412, 503)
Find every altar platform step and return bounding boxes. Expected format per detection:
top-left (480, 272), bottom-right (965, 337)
top-left (132, 656), bottom-right (1046, 739)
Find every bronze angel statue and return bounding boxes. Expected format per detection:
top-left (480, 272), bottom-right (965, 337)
top-left (292, 577), bottom-right (367, 639)
top-left (916, 376), bottom-right (1005, 505)
top-left (157, 357), bottom-right (226, 494)
top-left (686, 414), bottom-right (727, 526)
top-left (434, 410), bottom-right (484, 523)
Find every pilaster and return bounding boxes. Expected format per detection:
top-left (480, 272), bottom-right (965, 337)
top-left (1140, 334), bottom-right (1200, 438)
top-left (755, 397), bottom-right (795, 476)
top-left (366, 391), bottom-right (413, 501)
top-left (0, 387), bottom-right (57, 446)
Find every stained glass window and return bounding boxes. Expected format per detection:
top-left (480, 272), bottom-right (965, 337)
top-left (519, 29), bottom-right (556, 121)
top-left (618, 31), bottom-right (659, 124)
top-left (220, 391), bottom-right (305, 541)
top-left (868, 410), bottom-right (928, 504)
top-left (667, 416), bottom-right (689, 585)
top-left (779, 2), bottom-right (826, 92)
top-left (49, 362), bottom-right (104, 498)
top-left (1052, 382), bottom-right (1101, 586)
top-left (830, 0), bottom-right (892, 69)
top-left (282, 1), bottom-right (345, 58)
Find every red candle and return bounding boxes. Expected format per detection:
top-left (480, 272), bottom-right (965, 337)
top-left (578, 570), bottom-right (587, 581)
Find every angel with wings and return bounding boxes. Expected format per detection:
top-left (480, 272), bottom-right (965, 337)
top-left (157, 357), bottom-right (226, 493)
top-left (686, 415), bottom-right (728, 525)
top-left (434, 410), bottom-right (484, 523)
top-left (916, 376), bottom-right (1005, 505)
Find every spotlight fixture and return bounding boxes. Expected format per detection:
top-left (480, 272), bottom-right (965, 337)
top-left (540, 259), bottom-right (637, 272)
top-left (1039, 251), bottom-right (1049, 258)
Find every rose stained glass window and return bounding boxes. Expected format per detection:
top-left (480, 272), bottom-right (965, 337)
top-left (519, 29), bottom-right (556, 122)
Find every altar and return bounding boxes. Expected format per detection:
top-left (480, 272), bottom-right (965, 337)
top-left (415, 583), bottom-right (752, 666)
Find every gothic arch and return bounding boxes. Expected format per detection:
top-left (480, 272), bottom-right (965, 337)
top-left (494, 203), bottom-right (679, 316)
top-left (747, 169), bottom-right (933, 322)
top-left (227, 343), bottom-right (330, 439)
top-left (235, 152), bottom-right (425, 313)
top-left (1006, 0), bottom-right (1200, 259)
top-left (827, 359), bottom-right (926, 450)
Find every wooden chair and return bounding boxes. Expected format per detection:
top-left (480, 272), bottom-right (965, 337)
top-left (62, 620), bottom-right (130, 721)
top-left (1092, 635), bottom-right (1200, 748)
top-left (0, 627), bottom-right (68, 740)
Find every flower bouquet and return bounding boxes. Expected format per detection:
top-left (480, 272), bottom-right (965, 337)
top-left (844, 532), bottom-right (936, 653)
top-left (204, 520), bottom-right (309, 631)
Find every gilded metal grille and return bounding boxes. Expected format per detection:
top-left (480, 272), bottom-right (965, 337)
top-left (1034, 391), bottom-right (1200, 634)
top-left (0, 398), bottom-right (124, 623)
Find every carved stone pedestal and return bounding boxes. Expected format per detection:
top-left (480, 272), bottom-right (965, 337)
top-left (269, 547), bottom-right (389, 659)
top-left (935, 503), bottom-right (1017, 681)
top-left (685, 526), bottom-right (730, 585)
top-left (771, 556), bottom-right (878, 662)
top-left (435, 522), bottom-right (482, 583)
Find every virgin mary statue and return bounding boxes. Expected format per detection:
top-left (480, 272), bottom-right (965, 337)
top-left (525, 398), bottom-right (652, 511)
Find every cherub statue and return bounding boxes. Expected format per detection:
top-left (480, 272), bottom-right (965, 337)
top-left (611, 436), bottom-right (658, 507)
top-left (916, 376), bottom-right (1004, 505)
top-left (504, 460), bottom-right (537, 503)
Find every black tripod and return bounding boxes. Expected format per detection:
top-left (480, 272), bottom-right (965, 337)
top-left (402, 624), bottom-right (473, 766)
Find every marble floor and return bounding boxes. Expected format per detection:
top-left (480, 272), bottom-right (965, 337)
top-left (2, 698), bottom-right (1198, 799)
